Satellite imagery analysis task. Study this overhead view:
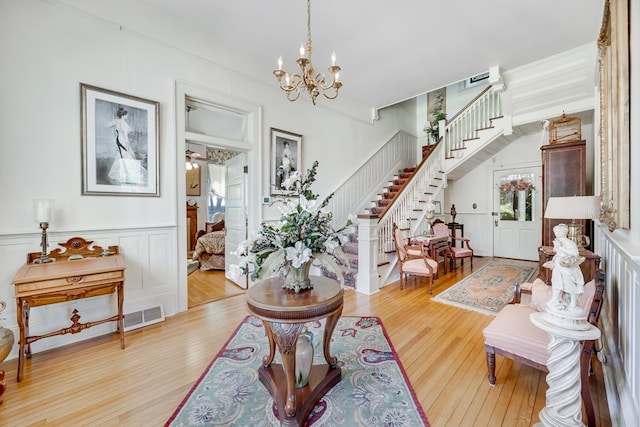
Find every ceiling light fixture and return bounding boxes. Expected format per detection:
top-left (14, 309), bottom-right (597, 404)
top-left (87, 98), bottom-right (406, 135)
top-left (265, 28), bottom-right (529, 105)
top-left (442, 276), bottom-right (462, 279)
top-left (273, 0), bottom-right (342, 105)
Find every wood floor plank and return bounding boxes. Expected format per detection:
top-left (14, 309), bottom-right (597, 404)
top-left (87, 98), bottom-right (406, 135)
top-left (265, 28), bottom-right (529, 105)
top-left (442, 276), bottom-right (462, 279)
top-left (0, 257), bottom-right (611, 426)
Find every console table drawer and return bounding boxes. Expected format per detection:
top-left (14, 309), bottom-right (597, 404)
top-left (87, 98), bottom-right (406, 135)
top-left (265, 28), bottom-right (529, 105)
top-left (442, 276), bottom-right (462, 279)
top-left (14, 270), bottom-right (124, 297)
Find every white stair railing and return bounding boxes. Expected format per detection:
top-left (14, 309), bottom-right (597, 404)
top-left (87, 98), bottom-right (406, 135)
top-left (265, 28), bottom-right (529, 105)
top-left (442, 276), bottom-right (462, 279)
top-left (376, 142), bottom-right (445, 265)
top-left (443, 86), bottom-right (502, 160)
top-left (328, 131), bottom-right (416, 228)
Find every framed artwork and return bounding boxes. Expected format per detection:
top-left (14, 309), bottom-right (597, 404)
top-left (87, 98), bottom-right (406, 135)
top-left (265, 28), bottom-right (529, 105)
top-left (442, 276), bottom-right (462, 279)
top-left (597, 0), bottom-right (630, 230)
top-left (270, 128), bottom-right (302, 196)
top-left (433, 201), bottom-right (442, 215)
top-left (81, 83), bottom-right (160, 196)
top-left (186, 166), bottom-right (201, 196)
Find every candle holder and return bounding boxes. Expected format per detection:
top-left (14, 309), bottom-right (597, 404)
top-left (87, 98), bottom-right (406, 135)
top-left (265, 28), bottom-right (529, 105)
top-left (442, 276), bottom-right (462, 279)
top-left (34, 222), bottom-right (53, 264)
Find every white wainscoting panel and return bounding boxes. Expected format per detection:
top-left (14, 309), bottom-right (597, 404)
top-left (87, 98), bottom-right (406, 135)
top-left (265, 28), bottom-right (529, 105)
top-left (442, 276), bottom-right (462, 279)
top-left (595, 225), bottom-right (640, 427)
top-left (0, 226), bottom-right (178, 362)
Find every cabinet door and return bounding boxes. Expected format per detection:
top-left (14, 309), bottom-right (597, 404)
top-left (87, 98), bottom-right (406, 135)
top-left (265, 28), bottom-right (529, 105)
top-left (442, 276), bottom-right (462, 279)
top-left (540, 141), bottom-right (586, 247)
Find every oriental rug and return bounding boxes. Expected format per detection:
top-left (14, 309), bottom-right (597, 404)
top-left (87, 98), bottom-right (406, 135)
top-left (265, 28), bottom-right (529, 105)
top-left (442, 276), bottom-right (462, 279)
top-left (433, 259), bottom-right (538, 316)
top-left (166, 316), bottom-right (429, 427)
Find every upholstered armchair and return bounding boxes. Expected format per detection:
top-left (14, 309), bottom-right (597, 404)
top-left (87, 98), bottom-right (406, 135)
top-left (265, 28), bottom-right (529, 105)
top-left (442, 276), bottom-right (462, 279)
top-left (431, 221), bottom-right (474, 269)
top-left (482, 270), bottom-right (605, 427)
top-left (393, 224), bottom-right (439, 292)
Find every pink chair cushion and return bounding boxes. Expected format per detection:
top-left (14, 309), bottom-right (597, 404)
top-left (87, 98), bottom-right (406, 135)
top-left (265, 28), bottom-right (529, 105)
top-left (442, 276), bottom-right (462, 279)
top-left (483, 304), bottom-right (549, 365)
top-left (402, 258), bottom-right (438, 275)
top-left (530, 279), bottom-right (596, 313)
top-left (483, 279), bottom-right (598, 366)
top-left (450, 247), bottom-right (472, 257)
top-left (529, 279), bottom-right (553, 312)
top-left (407, 248), bottom-right (422, 257)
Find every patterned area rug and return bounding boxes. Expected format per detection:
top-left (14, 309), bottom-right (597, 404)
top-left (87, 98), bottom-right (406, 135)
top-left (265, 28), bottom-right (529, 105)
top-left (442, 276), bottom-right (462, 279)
top-left (166, 316), bottom-right (429, 426)
top-left (433, 259), bottom-right (538, 316)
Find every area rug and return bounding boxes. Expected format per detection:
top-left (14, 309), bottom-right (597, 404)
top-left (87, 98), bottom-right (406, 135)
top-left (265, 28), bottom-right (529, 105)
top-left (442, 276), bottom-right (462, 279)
top-left (166, 316), bottom-right (429, 427)
top-left (187, 259), bottom-right (199, 275)
top-left (433, 259), bottom-right (538, 316)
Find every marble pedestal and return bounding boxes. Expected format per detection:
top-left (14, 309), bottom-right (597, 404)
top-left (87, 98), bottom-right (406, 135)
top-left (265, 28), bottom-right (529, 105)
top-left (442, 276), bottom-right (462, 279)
top-left (531, 305), bottom-right (601, 427)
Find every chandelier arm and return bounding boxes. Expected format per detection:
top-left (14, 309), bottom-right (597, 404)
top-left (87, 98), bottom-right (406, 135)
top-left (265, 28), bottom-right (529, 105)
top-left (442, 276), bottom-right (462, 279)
top-left (287, 90), bottom-right (301, 102)
top-left (323, 88), bottom-right (340, 100)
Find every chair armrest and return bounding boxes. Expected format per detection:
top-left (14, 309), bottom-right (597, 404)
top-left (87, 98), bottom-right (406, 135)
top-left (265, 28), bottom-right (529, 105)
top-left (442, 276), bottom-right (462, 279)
top-left (453, 236), bottom-right (473, 250)
top-left (509, 282), bottom-right (523, 304)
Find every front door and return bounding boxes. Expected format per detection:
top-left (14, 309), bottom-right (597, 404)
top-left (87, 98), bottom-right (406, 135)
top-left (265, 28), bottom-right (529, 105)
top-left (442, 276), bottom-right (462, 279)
top-left (493, 167), bottom-right (542, 260)
top-left (225, 152), bottom-right (248, 288)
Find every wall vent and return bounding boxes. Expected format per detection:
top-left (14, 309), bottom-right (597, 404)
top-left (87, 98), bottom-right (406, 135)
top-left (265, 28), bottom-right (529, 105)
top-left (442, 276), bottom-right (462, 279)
top-left (123, 305), bottom-right (165, 331)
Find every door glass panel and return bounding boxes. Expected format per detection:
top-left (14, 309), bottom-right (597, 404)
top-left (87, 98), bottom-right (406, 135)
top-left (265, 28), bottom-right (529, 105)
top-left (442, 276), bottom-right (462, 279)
top-left (498, 173), bottom-right (535, 221)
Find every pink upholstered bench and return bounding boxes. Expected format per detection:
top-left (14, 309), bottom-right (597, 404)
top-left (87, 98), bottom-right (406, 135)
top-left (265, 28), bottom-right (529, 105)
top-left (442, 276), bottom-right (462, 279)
top-left (482, 270), bottom-right (605, 427)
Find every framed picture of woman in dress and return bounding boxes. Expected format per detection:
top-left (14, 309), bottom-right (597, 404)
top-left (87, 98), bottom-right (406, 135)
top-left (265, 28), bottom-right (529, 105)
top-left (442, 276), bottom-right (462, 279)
top-left (81, 83), bottom-right (160, 196)
top-left (270, 128), bottom-right (302, 196)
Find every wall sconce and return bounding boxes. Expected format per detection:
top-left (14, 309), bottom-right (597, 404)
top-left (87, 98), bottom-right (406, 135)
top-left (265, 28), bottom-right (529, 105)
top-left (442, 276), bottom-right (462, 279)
top-left (33, 199), bottom-right (55, 264)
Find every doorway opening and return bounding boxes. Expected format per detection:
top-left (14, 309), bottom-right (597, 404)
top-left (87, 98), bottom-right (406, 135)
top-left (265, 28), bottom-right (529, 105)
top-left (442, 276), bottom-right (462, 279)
top-left (182, 97), bottom-right (252, 308)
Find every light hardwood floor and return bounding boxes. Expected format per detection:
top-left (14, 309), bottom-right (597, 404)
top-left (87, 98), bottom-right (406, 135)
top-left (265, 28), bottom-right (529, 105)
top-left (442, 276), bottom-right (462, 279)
top-left (187, 268), bottom-right (245, 308)
top-left (0, 257), bottom-right (611, 426)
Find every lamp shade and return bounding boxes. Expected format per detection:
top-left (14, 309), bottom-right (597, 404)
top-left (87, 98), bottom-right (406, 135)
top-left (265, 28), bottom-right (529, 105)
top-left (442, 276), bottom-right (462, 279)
top-left (34, 199), bottom-right (55, 223)
top-left (544, 196), bottom-right (601, 219)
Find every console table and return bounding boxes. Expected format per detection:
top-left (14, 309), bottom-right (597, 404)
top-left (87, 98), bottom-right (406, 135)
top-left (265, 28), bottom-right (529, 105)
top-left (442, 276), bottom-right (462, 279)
top-left (246, 276), bottom-right (343, 427)
top-left (12, 237), bottom-right (125, 382)
top-left (538, 245), bottom-right (601, 285)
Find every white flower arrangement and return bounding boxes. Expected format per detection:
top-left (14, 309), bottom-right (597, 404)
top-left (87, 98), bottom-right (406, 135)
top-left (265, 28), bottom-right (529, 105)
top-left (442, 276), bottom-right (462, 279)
top-left (226, 161), bottom-right (357, 288)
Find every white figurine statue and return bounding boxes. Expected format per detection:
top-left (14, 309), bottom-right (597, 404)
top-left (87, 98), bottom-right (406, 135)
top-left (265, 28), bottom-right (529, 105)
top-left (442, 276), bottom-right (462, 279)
top-left (542, 223), bottom-right (585, 311)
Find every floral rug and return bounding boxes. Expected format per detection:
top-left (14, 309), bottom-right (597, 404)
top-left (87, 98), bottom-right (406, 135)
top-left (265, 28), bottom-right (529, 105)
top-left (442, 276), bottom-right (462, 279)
top-left (433, 259), bottom-right (538, 316)
top-left (165, 316), bottom-right (429, 427)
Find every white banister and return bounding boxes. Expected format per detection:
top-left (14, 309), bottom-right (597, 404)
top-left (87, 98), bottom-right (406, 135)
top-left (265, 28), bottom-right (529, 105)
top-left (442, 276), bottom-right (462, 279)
top-left (328, 131), bottom-right (416, 228)
top-left (375, 143), bottom-right (445, 268)
top-left (444, 87), bottom-right (502, 160)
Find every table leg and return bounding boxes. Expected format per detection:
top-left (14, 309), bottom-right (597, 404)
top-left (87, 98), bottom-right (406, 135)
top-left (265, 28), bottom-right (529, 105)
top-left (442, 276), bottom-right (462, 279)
top-left (261, 320), bottom-right (276, 367)
top-left (117, 283), bottom-right (125, 349)
top-left (270, 322), bottom-right (305, 419)
top-left (322, 308), bottom-right (343, 368)
top-left (16, 299), bottom-right (29, 382)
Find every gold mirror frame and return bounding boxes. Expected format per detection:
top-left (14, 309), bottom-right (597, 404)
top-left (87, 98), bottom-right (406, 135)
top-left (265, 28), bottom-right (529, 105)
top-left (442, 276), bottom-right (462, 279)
top-left (597, 0), bottom-right (630, 231)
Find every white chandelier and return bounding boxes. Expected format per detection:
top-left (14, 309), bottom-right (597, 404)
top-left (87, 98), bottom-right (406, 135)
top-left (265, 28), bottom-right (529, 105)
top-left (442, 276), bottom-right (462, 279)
top-left (273, 0), bottom-right (342, 105)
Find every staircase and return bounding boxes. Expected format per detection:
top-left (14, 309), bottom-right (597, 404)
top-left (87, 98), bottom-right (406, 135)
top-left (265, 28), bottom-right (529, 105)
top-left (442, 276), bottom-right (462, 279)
top-left (320, 230), bottom-right (358, 288)
top-left (372, 85), bottom-right (507, 288)
top-left (370, 167), bottom-right (417, 216)
top-left (323, 85), bottom-right (507, 291)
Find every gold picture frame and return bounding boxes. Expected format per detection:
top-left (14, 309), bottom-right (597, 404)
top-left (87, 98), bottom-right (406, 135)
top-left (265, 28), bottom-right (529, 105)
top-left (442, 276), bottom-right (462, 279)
top-left (597, 0), bottom-right (630, 230)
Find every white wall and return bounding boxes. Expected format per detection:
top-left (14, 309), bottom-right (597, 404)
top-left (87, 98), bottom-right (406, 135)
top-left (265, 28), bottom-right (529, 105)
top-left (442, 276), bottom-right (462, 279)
top-left (0, 0), bottom-right (413, 358)
top-left (445, 123), bottom-right (595, 257)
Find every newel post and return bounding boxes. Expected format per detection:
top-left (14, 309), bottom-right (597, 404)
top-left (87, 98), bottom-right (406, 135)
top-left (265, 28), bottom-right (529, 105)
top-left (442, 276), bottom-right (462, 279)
top-left (356, 214), bottom-right (379, 295)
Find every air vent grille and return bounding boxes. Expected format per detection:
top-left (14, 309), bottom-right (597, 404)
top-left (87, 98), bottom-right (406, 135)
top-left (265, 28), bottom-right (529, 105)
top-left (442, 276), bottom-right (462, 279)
top-left (123, 305), bottom-right (165, 331)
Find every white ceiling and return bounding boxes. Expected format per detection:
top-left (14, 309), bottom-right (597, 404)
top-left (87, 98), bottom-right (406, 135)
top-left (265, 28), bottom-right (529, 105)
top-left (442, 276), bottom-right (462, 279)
top-left (140, 0), bottom-right (605, 108)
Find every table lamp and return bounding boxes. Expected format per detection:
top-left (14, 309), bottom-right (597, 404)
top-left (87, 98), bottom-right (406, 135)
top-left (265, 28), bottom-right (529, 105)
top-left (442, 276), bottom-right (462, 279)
top-left (544, 195), bottom-right (600, 250)
top-left (34, 199), bottom-right (55, 264)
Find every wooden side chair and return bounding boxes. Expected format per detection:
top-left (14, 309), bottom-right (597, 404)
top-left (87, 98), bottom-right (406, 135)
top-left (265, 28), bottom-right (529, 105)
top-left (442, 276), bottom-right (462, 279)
top-left (482, 269), bottom-right (606, 427)
top-left (431, 221), bottom-right (473, 269)
top-left (392, 224), bottom-right (438, 292)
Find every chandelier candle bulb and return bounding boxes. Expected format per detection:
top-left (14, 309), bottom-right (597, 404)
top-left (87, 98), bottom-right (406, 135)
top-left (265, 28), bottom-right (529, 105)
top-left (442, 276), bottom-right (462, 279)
top-left (299, 44), bottom-right (305, 57)
top-left (277, 56), bottom-right (283, 70)
top-left (331, 51), bottom-right (336, 66)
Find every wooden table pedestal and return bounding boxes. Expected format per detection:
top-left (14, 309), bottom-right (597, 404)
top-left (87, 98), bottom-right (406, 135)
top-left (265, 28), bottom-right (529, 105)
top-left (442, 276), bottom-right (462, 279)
top-left (246, 276), bottom-right (343, 427)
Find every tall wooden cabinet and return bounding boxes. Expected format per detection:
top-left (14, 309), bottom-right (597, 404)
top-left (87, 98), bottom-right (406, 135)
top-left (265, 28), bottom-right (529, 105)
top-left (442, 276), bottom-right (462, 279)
top-left (187, 205), bottom-right (198, 251)
top-left (540, 140), bottom-right (587, 247)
